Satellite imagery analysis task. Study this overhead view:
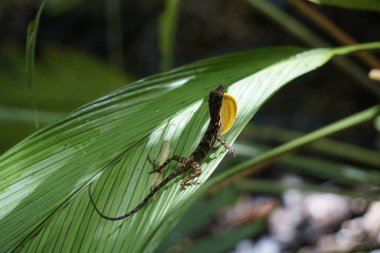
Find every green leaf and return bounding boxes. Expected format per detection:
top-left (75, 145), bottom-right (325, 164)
top-left (0, 42), bottom-right (379, 252)
top-left (375, 115), bottom-right (380, 132)
top-left (248, 124), bottom-right (380, 169)
top-left (25, 0), bottom-right (47, 128)
top-left (159, 0), bottom-right (182, 71)
top-left (236, 143), bottom-right (380, 188)
top-left (0, 47), bottom-right (131, 152)
top-left (308, 0), bottom-right (380, 12)
top-left (246, 0), bottom-right (376, 89)
top-left (236, 179), bottom-right (379, 201)
top-left (206, 104), bottom-right (380, 196)
top-left (0, 106), bottom-right (64, 124)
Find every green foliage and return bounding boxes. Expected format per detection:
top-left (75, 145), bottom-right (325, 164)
top-left (247, 0), bottom-right (375, 88)
top-left (375, 115), bottom-right (380, 131)
top-left (159, 105), bottom-right (380, 252)
top-left (159, 0), bottom-right (182, 71)
top-left (0, 42), bottom-right (379, 252)
top-left (249, 124), bottom-right (380, 168)
top-left (208, 104), bottom-right (380, 189)
top-left (237, 178), bottom-right (379, 201)
top-left (26, 0), bottom-right (47, 128)
top-left (0, 47), bottom-right (130, 152)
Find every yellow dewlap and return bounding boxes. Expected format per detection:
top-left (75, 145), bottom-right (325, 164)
top-left (220, 93), bottom-right (237, 135)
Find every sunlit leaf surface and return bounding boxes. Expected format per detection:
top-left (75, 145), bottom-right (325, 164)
top-left (0, 43), bottom-right (379, 252)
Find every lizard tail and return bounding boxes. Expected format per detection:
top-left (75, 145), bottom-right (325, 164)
top-left (88, 174), bottom-right (177, 220)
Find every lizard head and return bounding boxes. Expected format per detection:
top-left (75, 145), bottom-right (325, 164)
top-left (208, 85), bottom-right (225, 117)
top-left (209, 85), bottom-right (238, 135)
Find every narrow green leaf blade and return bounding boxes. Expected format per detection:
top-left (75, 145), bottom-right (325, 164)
top-left (159, 0), bottom-right (182, 71)
top-left (308, 0), bottom-right (380, 12)
top-left (25, 0), bottom-right (47, 128)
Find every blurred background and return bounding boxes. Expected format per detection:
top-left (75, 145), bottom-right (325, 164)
top-left (1, 0), bottom-right (380, 252)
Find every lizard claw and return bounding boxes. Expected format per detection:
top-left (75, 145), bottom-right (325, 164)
top-left (179, 181), bottom-right (191, 191)
top-left (180, 180), bottom-right (200, 188)
top-left (227, 146), bottom-right (236, 157)
top-left (217, 138), bottom-right (236, 157)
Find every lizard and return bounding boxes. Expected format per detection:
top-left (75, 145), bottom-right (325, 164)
top-left (88, 84), bottom-right (236, 220)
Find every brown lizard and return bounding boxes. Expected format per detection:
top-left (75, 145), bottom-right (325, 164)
top-left (88, 85), bottom-right (234, 220)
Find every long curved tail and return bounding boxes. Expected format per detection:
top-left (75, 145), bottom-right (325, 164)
top-left (88, 171), bottom-right (180, 220)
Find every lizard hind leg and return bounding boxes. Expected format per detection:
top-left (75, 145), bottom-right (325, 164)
top-left (180, 162), bottom-right (202, 187)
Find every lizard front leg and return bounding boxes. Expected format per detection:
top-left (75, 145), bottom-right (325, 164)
top-left (217, 137), bottom-right (236, 156)
top-left (180, 162), bottom-right (202, 187)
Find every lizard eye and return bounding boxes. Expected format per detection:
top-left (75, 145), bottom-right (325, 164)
top-left (220, 93), bottom-right (237, 135)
